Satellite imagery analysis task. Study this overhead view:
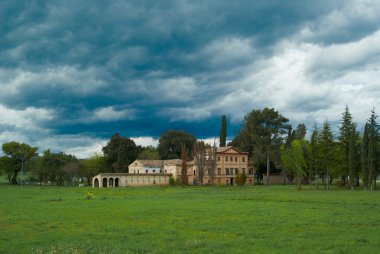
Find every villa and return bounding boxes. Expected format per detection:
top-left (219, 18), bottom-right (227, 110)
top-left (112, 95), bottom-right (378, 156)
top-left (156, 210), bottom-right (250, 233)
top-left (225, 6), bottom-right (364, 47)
top-left (92, 146), bottom-right (254, 187)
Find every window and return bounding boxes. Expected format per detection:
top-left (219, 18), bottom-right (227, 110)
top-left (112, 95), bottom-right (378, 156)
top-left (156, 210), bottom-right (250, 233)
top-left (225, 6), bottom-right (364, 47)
top-left (235, 168), bottom-right (239, 175)
top-left (165, 169), bottom-right (167, 173)
top-left (226, 168), bottom-right (229, 175)
top-left (242, 157), bottom-right (246, 162)
top-left (226, 179), bottom-right (229, 185)
top-left (217, 168), bottom-right (221, 175)
top-left (135, 163), bottom-right (137, 166)
top-left (230, 156), bottom-right (233, 161)
top-left (235, 157), bottom-right (237, 162)
top-left (242, 168), bottom-right (246, 174)
top-left (249, 168), bottom-right (253, 175)
top-left (218, 179), bottom-right (221, 184)
top-left (218, 156), bottom-right (220, 162)
top-left (226, 156), bottom-right (228, 162)
top-left (194, 170), bottom-right (196, 176)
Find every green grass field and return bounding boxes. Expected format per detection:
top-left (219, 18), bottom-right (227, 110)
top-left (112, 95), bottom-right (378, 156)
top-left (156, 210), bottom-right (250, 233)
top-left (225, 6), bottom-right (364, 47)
top-left (0, 184), bottom-right (379, 254)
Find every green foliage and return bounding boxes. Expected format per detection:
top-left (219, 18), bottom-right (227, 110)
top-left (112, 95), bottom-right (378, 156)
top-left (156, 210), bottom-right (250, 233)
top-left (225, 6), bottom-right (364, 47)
top-left (30, 150), bottom-right (78, 186)
top-left (102, 133), bottom-right (139, 173)
top-left (235, 173), bottom-right (247, 185)
top-left (85, 192), bottom-right (95, 200)
top-left (81, 153), bottom-right (106, 186)
top-left (158, 130), bottom-right (196, 160)
top-left (281, 140), bottom-right (308, 190)
top-left (169, 177), bottom-right (176, 186)
top-left (232, 108), bottom-right (289, 184)
top-left (219, 115), bottom-right (227, 147)
top-left (338, 106), bottom-right (360, 189)
top-left (138, 146), bottom-right (160, 160)
top-left (365, 109), bottom-right (379, 190)
top-left (1, 141), bottom-right (38, 184)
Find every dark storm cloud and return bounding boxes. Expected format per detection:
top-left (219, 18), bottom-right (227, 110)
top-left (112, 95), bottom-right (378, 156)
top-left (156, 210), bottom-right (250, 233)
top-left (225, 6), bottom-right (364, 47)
top-left (1, 0), bottom-right (379, 157)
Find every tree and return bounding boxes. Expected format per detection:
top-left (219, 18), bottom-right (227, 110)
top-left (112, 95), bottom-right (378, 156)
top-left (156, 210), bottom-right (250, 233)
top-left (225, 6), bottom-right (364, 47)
top-left (338, 106), bottom-right (358, 189)
top-left (219, 115), bottom-right (227, 147)
top-left (362, 123), bottom-right (370, 189)
top-left (138, 146), bottom-right (160, 160)
top-left (236, 173), bottom-right (247, 185)
top-left (366, 109), bottom-right (379, 190)
top-left (281, 140), bottom-right (309, 190)
top-left (81, 153), bottom-right (107, 185)
top-left (37, 150), bottom-right (78, 186)
top-left (309, 124), bottom-right (321, 189)
top-left (2, 142), bottom-right (38, 184)
top-left (158, 130), bottom-right (196, 160)
top-left (0, 156), bottom-right (17, 183)
top-left (242, 108), bottom-right (290, 185)
top-left (102, 133), bottom-right (139, 173)
top-left (194, 141), bottom-right (207, 185)
top-left (294, 124), bottom-right (307, 140)
top-left (181, 144), bottom-right (188, 186)
top-left (207, 140), bottom-right (217, 185)
top-left (319, 121), bottom-right (335, 190)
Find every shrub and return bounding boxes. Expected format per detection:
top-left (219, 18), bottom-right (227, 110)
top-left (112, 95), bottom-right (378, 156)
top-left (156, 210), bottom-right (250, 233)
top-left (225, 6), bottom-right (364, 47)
top-left (169, 177), bottom-right (176, 186)
top-left (236, 173), bottom-right (247, 186)
top-left (85, 192), bottom-right (95, 200)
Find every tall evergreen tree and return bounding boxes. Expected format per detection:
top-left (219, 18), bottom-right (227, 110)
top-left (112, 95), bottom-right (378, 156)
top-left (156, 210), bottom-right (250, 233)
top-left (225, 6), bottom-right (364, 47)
top-left (362, 123), bottom-right (369, 189)
top-left (338, 106), bottom-right (357, 189)
top-left (219, 115), bottom-right (227, 147)
top-left (294, 124), bottom-right (307, 140)
top-left (367, 109), bottom-right (379, 190)
top-left (309, 124), bottom-right (320, 189)
top-left (320, 121), bottom-right (335, 190)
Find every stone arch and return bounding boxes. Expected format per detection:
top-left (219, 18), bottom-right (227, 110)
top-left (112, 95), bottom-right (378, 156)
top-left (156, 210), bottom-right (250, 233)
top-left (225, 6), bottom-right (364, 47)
top-left (115, 178), bottom-right (119, 187)
top-left (102, 178), bottom-right (108, 188)
top-left (94, 178), bottom-right (99, 188)
top-left (109, 178), bottom-right (114, 187)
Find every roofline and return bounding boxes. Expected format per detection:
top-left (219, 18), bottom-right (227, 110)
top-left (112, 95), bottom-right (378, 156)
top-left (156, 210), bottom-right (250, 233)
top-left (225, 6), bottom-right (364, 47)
top-left (94, 173), bottom-right (173, 177)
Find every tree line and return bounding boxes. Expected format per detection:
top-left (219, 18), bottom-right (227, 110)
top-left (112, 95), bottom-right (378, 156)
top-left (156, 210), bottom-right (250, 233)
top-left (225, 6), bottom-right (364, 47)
top-left (230, 106), bottom-right (379, 190)
top-left (0, 107), bottom-right (378, 189)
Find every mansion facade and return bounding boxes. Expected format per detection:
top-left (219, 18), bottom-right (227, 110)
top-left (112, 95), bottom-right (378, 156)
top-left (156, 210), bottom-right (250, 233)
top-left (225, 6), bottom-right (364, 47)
top-left (92, 146), bottom-right (254, 187)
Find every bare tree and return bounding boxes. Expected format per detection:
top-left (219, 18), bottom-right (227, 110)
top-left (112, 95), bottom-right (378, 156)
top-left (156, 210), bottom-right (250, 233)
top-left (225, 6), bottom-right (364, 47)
top-left (62, 161), bottom-right (80, 186)
top-left (194, 141), bottom-right (207, 185)
top-left (207, 140), bottom-right (217, 185)
top-left (181, 144), bottom-right (188, 186)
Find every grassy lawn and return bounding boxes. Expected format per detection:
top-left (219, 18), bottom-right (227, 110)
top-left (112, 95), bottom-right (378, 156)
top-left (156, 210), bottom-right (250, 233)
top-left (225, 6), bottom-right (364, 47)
top-left (0, 184), bottom-right (379, 254)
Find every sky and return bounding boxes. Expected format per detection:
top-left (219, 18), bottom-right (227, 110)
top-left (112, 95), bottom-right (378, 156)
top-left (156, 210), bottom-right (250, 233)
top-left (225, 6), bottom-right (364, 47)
top-left (1, 0), bottom-right (380, 158)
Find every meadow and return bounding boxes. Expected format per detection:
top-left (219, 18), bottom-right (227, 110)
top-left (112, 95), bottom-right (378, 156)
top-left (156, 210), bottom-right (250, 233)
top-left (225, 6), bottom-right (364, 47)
top-left (0, 184), bottom-right (379, 254)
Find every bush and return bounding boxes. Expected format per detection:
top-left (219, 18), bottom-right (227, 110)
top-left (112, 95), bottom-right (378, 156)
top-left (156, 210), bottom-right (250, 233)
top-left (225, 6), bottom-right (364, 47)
top-left (169, 177), bottom-right (176, 186)
top-left (85, 192), bottom-right (95, 200)
top-left (236, 173), bottom-right (247, 186)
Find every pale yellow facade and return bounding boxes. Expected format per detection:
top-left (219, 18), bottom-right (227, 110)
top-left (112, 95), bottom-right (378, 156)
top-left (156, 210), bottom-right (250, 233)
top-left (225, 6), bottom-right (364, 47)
top-left (92, 146), bottom-right (254, 188)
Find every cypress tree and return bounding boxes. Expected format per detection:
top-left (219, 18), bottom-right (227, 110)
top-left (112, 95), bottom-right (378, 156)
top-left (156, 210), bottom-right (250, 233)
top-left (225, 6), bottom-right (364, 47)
top-left (219, 115), bottom-right (227, 147)
top-left (338, 106), bottom-right (357, 189)
top-left (320, 120), bottom-right (334, 190)
top-left (362, 123), bottom-right (369, 189)
top-left (367, 109), bottom-right (379, 190)
top-left (309, 124), bottom-right (320, 189)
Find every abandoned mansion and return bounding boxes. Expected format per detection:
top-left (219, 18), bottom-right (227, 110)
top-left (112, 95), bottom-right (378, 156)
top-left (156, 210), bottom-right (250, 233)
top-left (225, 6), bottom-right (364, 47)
top-left (92, 146), bottom-right (254, 187)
